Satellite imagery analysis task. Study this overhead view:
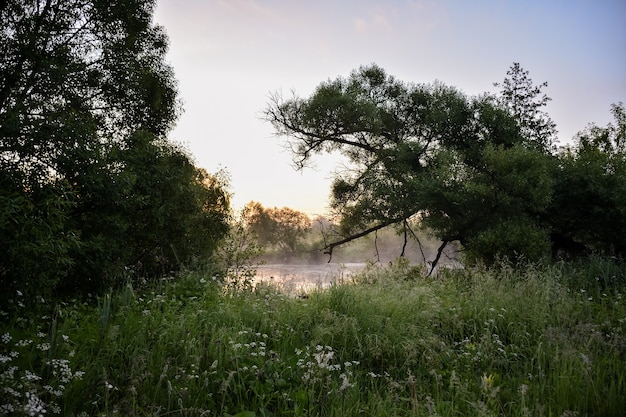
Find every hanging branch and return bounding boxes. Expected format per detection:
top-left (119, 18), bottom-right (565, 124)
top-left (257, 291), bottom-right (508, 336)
top-left (404, 221), bottom-right (428, 264)
top-left (400, 219), bottom-right (408, 258)
top-left (323, 218), bottom-right (401, 262)
top-left (374, 230), bottom-right (381, 263)
top-left (428, 240), bottom-right (449, 276)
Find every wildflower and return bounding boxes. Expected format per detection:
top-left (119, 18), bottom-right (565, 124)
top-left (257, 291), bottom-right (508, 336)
top-left (519, 383), bottom-right (529, 397)
top-left (339, 373), bottom-right (352, 391)
top-left (23, 391), bottom-right (46, 417)
top-left (22, 371), bottom-right (42, 382)
top-left (1, 333), bottom-right (11, 343)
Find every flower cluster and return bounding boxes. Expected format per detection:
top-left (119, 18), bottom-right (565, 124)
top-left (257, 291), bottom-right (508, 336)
top-left (1, 330), bottom-right (84, 416)
top-left (295, 345), bottom-right (359, 393)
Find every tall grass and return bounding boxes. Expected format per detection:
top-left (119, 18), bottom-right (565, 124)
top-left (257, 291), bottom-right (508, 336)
top-left (1, 258), bottom-right (624, 416)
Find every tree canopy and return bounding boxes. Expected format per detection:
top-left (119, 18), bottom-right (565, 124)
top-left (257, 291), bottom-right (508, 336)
top-left (1, 0), bottom-right (230, 301)
top-left (266, 64), bottom-right (624, 269)
top-left (244, 201), bottom-right (311, 254)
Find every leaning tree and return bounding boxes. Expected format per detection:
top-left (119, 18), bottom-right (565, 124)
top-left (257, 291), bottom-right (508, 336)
top-left (265, 64), bottom-right (557, 270)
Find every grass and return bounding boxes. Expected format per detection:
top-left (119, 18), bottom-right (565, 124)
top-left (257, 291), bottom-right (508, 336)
top-left (1, 258), bottom-right (625, 416)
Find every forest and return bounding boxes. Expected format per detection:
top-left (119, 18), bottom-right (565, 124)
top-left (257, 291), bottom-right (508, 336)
top-left (1, 1), bottom-right (625, 416)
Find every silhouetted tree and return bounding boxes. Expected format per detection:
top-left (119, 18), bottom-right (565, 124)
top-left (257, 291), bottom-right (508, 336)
top-left (0, 0), bottom-right (230, 300)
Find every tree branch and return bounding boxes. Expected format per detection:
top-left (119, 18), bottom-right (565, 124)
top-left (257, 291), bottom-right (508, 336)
top-left (322, 218), bottom-right (402, 262)
top-left (428, 240), bottom-right (449, 276)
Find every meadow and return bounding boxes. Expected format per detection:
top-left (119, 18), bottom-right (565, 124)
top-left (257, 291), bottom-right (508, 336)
top-left (1, 258), bottom-right (625, 416)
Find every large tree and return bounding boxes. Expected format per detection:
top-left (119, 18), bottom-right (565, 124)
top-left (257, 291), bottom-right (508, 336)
top-left (265, 64), bottom-right (556, 269)
top-left (0, 0), bottom-right (229, 300)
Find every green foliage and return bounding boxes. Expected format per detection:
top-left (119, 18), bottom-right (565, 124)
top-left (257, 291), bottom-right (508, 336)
top-left (244, 201), bottom-right (311, 255)
top-left (0, 174), bottom-right (80, 307)
top-left (0, 0), bottom-right (231, 298)
top-left (2, 261), bottom-right (625, 416)
top-left (216, 206), bottom-right (266, 292)
top-left (266, 63), bottom-right (560, 266)
top-left (549, 102), bottom-right (626, 258)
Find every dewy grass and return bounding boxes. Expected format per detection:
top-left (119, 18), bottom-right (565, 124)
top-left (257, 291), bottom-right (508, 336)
top-left (1, 261), bottom-right (625, 416)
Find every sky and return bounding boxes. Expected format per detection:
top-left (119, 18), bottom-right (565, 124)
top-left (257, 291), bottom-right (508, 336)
top-left (154, 0), bottom-right (626, 217)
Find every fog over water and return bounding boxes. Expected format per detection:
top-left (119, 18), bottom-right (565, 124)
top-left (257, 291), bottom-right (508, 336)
top-left (254, 263), bottom-right (366, 294)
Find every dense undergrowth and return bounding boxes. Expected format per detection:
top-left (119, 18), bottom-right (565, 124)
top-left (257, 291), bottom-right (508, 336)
top-left (1, 258), bottom-right (625, 416)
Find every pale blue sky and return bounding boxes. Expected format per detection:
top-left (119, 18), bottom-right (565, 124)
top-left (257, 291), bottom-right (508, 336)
top-left (154, 0), bottom-right (626, 217)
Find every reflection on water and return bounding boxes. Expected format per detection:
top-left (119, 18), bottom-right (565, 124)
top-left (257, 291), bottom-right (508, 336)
top-left (254, 263), bottom-right (366, 294)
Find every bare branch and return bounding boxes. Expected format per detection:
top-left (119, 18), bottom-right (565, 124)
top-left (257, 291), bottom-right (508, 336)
top-left (428, 240), bottom-right (449, 276)
top-left (322, 218), bottom-right (401, 262)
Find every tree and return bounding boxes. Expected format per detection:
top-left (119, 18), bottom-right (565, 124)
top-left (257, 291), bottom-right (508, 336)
top-left (265, 64), bottom-right (556, 269)
top-left (243, 201), bottom-right (311, 254)
top-left (493, 62), bottom-right (558, 152)
top-left (0, 0), bottom-right (230, 299)
top-left (549, 102), bottom-right (626, 258)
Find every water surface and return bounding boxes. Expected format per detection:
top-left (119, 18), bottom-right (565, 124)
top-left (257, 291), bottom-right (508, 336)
top-left (254, 263), bottom-right (366, 293)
